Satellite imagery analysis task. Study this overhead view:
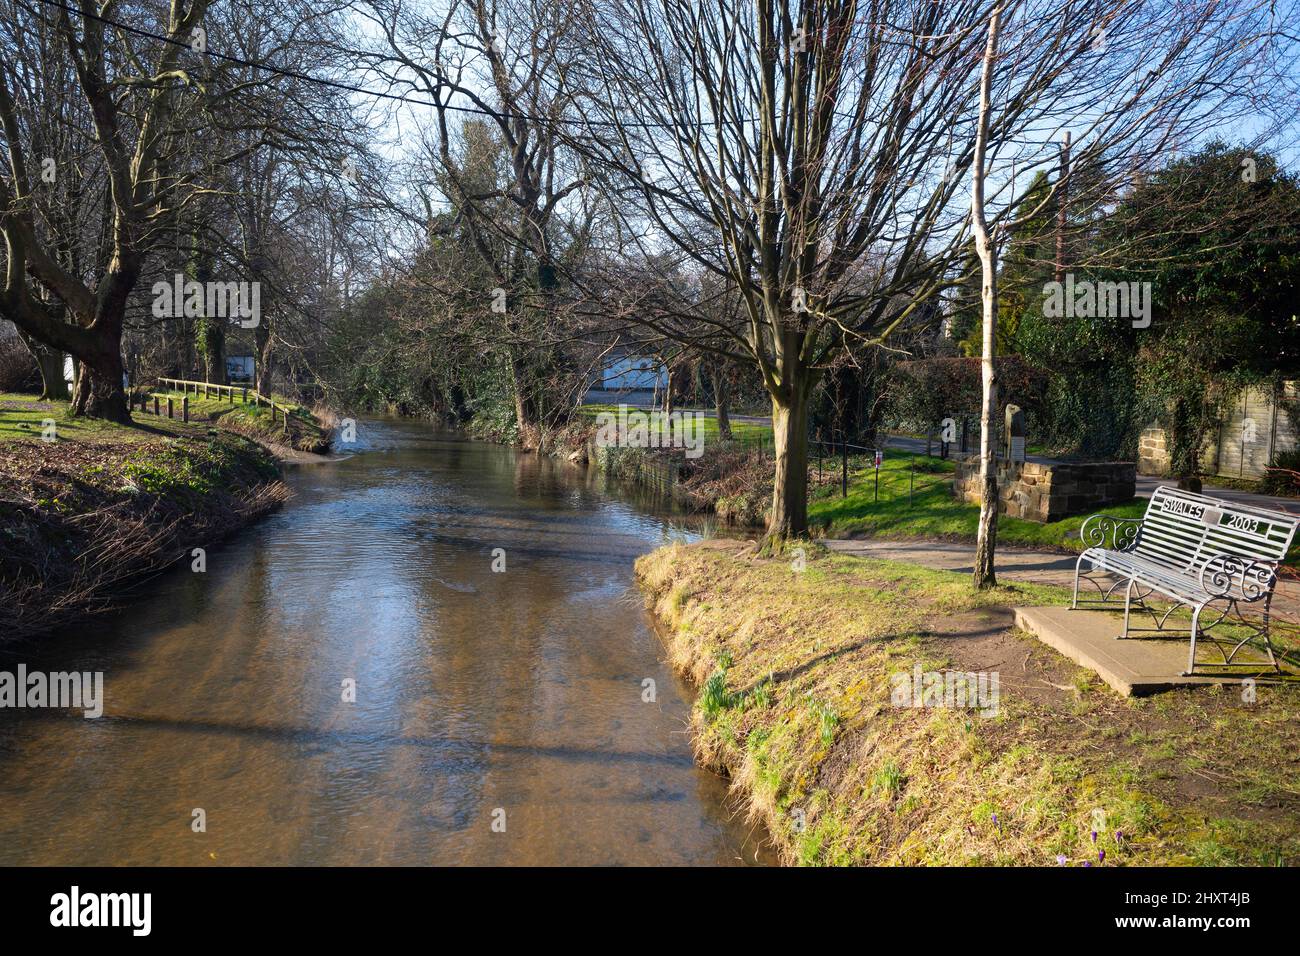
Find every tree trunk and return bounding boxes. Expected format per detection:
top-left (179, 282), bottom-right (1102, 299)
top-left (71, 346), bottom-right (129, 423)
top-left (768, 390), bottom-right (810, 539)
top-left (254, 322), bottom-right (273, 396)
top-left (971, 5), bottom-right (1003, 590)
top-left (17, 330), bottom-right (68, 401)
top-left (510, 351), bottom-right (541, 448)
top-left (713, 362), bottom-right (732, 440)
top-left (201, 321), bottom-right (228, 385)
top-left (37, 348), bottom-right (68, 401)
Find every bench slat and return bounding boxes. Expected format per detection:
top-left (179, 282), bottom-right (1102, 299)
top-left (1140, 487), bottom-right (1297, 565)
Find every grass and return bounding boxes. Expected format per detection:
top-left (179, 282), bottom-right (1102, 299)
top-left (141, 388), bottom-right (330, 453)
top-left (2, 389), bottom-right (330, 454)
top-left (576, 402), bottom-right (774, 447)
top-left (636, 540), bottom-right (1300, 866)
top-left (808, 449), bottom-right (1154, 551)
top-left (0, 393), bottom-right (155, 444)
top-left (808, 449), bottom-right (1300, 566)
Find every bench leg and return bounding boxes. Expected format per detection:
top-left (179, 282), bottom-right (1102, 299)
top-left (1071, 554), bottom-right (1084, 609)
top-left (1260, 599), bottom-right (1280, 672)
top-left (1116, 577), bottom-right (1136, 639)
top-left (1183, 605), bottom-right (1203, 676)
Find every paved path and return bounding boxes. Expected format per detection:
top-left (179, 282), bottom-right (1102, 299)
top-left (1131, 474), bottom-right (1300, 514)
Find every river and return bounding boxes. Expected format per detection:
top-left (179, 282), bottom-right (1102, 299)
top-left (0, 418), bottom-right (771, 865)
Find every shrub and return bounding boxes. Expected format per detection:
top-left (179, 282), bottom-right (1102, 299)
top-left (1262, 448), bottom-right (1300, 496)
top-left (0, 336), bottom-right (38, 392)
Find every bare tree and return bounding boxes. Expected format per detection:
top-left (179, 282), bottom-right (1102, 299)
top-left (352, 0), bottom-right (597, 446)
top-left (1, 0), bottom-right (213, 420)
top-left (576, 0), bottom-right (1289, 541)
top-left (970, 4), bottom-right (1002, 588)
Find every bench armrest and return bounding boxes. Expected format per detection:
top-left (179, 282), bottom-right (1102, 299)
top-left (1078, 514), bottom-right (1142, 553)
top-left (1198, 553), bottom-right (1278, 602)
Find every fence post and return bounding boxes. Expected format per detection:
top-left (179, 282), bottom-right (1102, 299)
top-left (153, 396), bottom-right (159, 416)
top-left (183, 396), bottom-right (190, 423)
top-left (841, 439), bottom-right (848, 498)
top-left (167, 397), bottom-right (174, 419)
top-left (243, 387), bottom-right (249, 404)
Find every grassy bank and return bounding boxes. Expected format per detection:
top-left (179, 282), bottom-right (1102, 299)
top-left (575, 403), bottom-right (774, 446)
top-left (138, 387), bottom-right (332, 454)
top-left (1, 394), bottom-right (288, 639)
top-left (636, 541), bottom-right (1300, 866)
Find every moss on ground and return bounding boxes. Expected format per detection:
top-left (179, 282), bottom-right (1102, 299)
top-left (636, 541), bottom-right (1300, 866)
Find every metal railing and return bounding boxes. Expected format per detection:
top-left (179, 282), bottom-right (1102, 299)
top-left (810, 439), bottom-right (883, 500)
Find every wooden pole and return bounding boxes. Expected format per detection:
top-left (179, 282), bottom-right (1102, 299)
top-left (167, 397), bottom-right (174, 419)
top-left (183, 396), bottom-right (190, 423)
top-left (841, 439), bottom-right (848, 499)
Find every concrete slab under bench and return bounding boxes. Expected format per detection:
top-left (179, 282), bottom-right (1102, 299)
top-left (1012, 605), bottom-right (1281, 696)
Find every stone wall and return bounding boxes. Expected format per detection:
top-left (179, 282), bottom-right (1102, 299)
top-left (1137, 426), bottom-right (1171, 476)
top-left (953, 459), bottom-right (1136, 523)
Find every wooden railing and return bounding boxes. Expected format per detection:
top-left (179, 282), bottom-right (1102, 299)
top-left (137, 377), bottom-right (293, 433)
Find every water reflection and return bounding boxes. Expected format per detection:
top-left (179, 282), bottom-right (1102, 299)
top-left (0, 419), bottom-right (770, 865)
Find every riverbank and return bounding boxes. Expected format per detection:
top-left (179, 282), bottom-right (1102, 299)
top-left (0, 395), bottom-right (289, 640)
top-left (636, 540), bottom-right (1300, 866)
top-left (136, 387), bottom-right (334, 454)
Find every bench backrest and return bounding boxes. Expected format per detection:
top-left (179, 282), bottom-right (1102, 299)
top-left (1136, 487), bottom-right (1299, 581)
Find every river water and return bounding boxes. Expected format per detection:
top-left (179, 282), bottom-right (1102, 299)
top-left (0, 419), bottom-right (771, 865)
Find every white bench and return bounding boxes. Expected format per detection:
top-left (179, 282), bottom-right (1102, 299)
top-left (1071, 486), bottom-right (1299, 675)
